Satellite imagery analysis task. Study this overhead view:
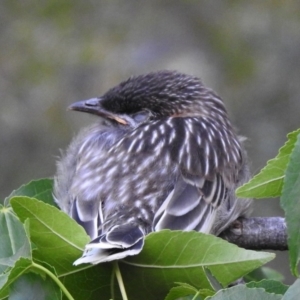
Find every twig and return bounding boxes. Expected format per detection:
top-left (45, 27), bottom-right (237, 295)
top-left (219, 217), bottom-right (288, 250)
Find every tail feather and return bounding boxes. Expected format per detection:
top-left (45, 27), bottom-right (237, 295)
top-left (74, 223), bottom-right (144, 265)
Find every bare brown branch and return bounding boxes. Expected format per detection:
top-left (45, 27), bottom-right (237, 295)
top-left (219, 217), bottom-right (287, 251)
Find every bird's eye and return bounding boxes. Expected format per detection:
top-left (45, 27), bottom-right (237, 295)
top-left (131, 111), bottom-right (151, 123)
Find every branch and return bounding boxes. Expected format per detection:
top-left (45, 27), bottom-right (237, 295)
top-left (219, 217), bottom-right (288, 251)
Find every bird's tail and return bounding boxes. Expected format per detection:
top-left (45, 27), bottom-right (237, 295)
top-left (74, 223), bottom-right (144, 265)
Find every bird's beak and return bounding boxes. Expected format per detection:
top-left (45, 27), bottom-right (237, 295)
top-left (68, 98), bottom-right (127, 125)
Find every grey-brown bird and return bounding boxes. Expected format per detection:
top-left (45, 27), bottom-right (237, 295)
top-left (54, 70), bottom-right (251, 265)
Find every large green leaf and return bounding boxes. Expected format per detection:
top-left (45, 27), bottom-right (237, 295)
top-left (281, 132), bottom-right (300, 276)
top-left (10, 196), bottom-right (89, 276)
top-left (10, 197), bottom-right (112, 300)
top-left (5, 179), bottom-right (55, 207)
top-left (119, 230), bottom-right (274, 299)
top-left (236, 129), bottom-right (300, 198)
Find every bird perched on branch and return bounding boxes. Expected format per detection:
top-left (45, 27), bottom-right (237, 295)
top-left (54, 70), bottom-right (252, 265)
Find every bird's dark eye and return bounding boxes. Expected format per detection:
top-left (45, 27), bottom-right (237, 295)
top-left (131, 110), bottom-right (152, 123)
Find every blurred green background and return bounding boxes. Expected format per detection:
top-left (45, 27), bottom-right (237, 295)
top-left (1, 1), bottom-right (299, 283)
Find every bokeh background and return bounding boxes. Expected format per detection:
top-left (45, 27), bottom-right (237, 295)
top-left (1, 1), bottom-right (299, 283)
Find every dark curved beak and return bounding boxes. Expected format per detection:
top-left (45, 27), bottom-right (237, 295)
top-left (68, 98), bottom-right (127, 125)
top-left (68, 98), bottom-right (101, 114)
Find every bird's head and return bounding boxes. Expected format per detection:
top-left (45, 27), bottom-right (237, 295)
top-left (69, 70), bottom-right (227, 126)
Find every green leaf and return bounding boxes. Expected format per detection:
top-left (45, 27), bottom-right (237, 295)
top-left (10, 197), bottom-right (113, 299)
top-left (247, 279), bottom-right (288, 295)
top-left (281, 132), bottom-right (300, 276)
top-left (165, 283), bottom-right (214, 300)
top-left (9, 272), bottom-right (61, 300)
top-left (5, 179), bottom-right (56, 207)
top-left (118, 230), bottom-right (275, 300)
top-left (245, 266), bottom-right (284, 282)
top-left (0, 205), bottom-right (31, 274)
top-left (282, 278), bottom-right (300, 300)
top-left (7, 197), bottom-right (275, 300)
top-left (10, 196), bottom-right (90, 276)
top-left (236, 129), bottom-right (300, 198)
top-left (207, 285), bottom-right (282, 300)
top-left (0, 258), bottom-right (32, 299)
top-left (61, 263), bottom-right (113, 300)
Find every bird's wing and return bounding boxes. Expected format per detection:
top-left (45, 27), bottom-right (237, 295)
top-left (153, 174), bottom-right (226, 233)
top-left (153, 116), bottom-right (242, 234)
top-left (70, 197), bottom-right (102, 240)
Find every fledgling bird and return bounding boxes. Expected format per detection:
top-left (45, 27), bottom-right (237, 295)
top-left (54, 70), bottom-right (252, 265)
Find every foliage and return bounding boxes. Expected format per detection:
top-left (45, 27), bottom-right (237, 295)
top-left (237, 129), bottom-right (300, 277)
top-left (1, 129), bottom-right (300, 299)
top-left (236, 129), bottom-right (300, 199)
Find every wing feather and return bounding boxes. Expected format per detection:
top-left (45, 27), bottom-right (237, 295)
top-left (153, 116), bottom-right (242, 234)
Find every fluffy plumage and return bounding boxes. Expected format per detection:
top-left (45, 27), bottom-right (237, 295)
top-left (54, 70), bottom-right (251, 265)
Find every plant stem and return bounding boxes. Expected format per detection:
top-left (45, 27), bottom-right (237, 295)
top-left (113, 261), bottom-right (128, 300)
top-left (32, 261), bottom-right (75, 300)
top-left (110, 263), bottom-right (115, 300)
top-left (191, 291), bottom-right (200, 300)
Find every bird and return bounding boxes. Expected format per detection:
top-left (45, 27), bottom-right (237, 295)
top-left (54, 70), bottom-right (252, 265)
